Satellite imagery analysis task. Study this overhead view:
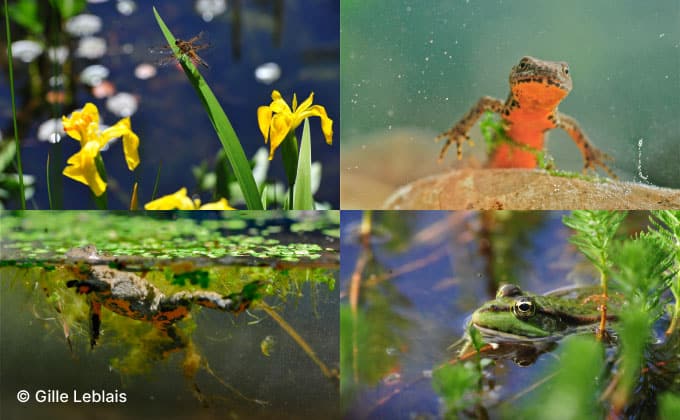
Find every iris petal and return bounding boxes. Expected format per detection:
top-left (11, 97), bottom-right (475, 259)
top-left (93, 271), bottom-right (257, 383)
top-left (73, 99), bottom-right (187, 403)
top-left (257, 106), bottom-right (273, 142)
top-left (61, 103), bottom-right (141, 195)
top-left (257, 90), bottom-right (333, 159)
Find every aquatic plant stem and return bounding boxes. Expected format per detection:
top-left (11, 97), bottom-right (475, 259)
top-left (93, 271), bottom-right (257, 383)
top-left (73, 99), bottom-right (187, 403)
top-left (47, 154), bottom-right (53, 209)
top-left (666, 280), bottom-right (679, 335)
top-left (281, 131), bottom-right (299, 207)
top-left (151, 162), bottom-right (162, 200)
top-left (93, 155), bottom-right (108, 209)
top-left (598, 269), bottom-right (609, 341)
top-left (129, 182), bottom-right (139, 210)
top-left (350, 211), bottom-right (372, 311)
top-left (203, 362), bottom-right (268, 405)
top-left (4, 0), bottom-right (26, 209)
top-left (349, 210), bottom-right (373, 383)
top-left (260, 303), bottom-right (336, 380)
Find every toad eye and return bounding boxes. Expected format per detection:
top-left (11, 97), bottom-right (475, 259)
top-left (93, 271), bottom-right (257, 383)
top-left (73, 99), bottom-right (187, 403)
top-left (512, 297), bottom-right (536, 319)
top-left (518, 60), bottom-right (528, 70)
top-left (563, 65), bottom-right (569, 75)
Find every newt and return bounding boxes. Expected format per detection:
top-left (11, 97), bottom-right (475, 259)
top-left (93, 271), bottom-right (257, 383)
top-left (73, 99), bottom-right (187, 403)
top-left (436, 56), bottom-right (614, 176)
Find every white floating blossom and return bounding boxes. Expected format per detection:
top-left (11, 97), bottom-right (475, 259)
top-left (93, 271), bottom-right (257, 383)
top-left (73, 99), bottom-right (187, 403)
top-left (80, 64), bottom-right (110, 86)
top-left (195, 0), bottom-right (227, 22)
top-left (65, 14), bottom-right (102, 36)
top-left (106, 92), bottom-right (138, 117)
top-left (47, 45), bottom-right (69, 64)
top-left (251, 148), bottom-right (270, 187)
top-left (311, 162), bottom-right (322, 194)
top-left (48, 75), bottom-right (65, 88)
top-left (37, 118), bottom-right (65, 144)
top-left (76, 36), bottom-right (107, 59)
top-left (254, 62), bottom-right (281, 85)
top-left (134, 63), bottom-right (157, 80)
top-left (116, 0), bottom-right (137, 16)
top-left (11, 40), bottom-right (43, 63)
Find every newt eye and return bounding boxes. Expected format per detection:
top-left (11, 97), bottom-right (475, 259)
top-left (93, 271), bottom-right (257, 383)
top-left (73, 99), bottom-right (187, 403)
top-left (513, 297), bottom-right (536, 319)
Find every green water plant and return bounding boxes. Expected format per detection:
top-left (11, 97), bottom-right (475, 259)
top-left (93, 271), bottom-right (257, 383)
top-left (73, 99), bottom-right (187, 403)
top-left (152, 7), bottom-right (263, 210)
top-left (433, 211), bottom-right (679, 418)
top-left (563, 210), bottom-right (627, 337)
top-left (4, 0), bottom-right (26, 209)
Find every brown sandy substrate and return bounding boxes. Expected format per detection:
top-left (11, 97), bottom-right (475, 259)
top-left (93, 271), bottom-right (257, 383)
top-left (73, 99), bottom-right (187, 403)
top-left (341, 128), bottom-right (477, 208)
top-left (382, 168), bottom-right (680, 210)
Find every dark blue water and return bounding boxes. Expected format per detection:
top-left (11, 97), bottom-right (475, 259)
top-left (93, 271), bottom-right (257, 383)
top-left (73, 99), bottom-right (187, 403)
top-left (2, 1), bottom-right (339, 209)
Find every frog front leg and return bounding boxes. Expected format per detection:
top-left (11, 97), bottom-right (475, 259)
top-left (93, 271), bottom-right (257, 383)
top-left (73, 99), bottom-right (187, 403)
top-left (554, 112), bottom-right (616, 178)
top-left (436, 96), bottom-right (504, 161)
top-left (67, 279), bottom-right (106, 348)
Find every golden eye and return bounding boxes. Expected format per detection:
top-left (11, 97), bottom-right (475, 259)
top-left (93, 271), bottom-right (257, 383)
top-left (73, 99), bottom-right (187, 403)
top-left (513, 297), bottom-right (535, 318)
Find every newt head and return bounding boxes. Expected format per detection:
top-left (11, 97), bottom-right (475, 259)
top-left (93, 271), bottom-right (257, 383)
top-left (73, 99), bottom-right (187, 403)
top-left (509, 56), bottom-right (572, 111)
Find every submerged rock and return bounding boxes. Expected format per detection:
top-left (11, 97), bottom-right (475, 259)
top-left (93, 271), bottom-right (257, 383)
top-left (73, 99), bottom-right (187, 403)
top-left (383, 169), bottom-right (680, 210)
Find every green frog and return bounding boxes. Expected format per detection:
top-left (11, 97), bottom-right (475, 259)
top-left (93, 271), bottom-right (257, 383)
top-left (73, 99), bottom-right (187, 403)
top-left (470, 284), bottom-right (621, 342)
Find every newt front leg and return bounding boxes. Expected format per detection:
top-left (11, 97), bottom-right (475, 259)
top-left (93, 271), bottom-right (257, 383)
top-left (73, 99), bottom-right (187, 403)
top-left (555, 112), bottom-right (616, 178)
top-left (436, 96), bottom-right (504, 161)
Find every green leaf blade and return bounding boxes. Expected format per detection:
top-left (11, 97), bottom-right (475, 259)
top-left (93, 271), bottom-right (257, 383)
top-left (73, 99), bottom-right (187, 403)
top-left (293, 119), bottom-right (314, 210)
top-left (151, 7), bottom-right (263, 210)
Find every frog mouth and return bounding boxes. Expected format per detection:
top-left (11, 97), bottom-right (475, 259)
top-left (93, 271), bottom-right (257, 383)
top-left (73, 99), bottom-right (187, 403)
top-left (472, 323), bottom-right (561, 343)
top-left (472, 322), bottom-right (598, 343)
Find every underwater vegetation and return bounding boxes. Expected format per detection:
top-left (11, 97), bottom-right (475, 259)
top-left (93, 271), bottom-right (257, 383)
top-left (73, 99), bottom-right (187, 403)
top-left (0, 211), bottom-right (339, 415)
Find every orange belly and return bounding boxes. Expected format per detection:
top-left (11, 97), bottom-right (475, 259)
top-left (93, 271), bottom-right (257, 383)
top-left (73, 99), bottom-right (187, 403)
top-left (489, 122), bottom-right (546, 169)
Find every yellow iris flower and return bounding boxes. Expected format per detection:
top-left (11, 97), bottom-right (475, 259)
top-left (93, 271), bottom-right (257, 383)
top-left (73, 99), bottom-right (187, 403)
top-left (257, 90), bottom-right (333, 160)
top-left (62, 103), bottom-right (140, 196)
top-left (144, 188), bottom-right (235, 210)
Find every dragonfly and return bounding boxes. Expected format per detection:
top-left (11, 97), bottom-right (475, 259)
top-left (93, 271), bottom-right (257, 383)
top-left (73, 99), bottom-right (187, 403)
top-left (150, 31), bottom-right (210, 69)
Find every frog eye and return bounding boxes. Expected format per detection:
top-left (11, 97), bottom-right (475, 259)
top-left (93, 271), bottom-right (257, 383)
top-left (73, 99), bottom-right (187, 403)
top-left (518, 59), bottom-right (529, 70)
top-left (512, 297), bottom-right (536, 318)
top-left (497, 284), bottom-right (523, 298)
top-left (563, 65), bottom-right (569, 75)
